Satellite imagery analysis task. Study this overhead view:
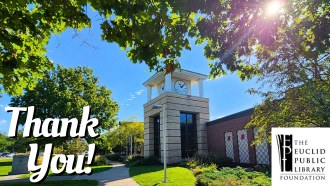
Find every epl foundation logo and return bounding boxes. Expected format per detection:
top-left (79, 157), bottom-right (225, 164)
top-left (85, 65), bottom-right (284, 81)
top-left (272, 128), bottom-right (330, 186)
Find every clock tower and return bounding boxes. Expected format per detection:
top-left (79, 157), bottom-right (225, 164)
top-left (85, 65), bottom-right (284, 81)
top-left (143, 69), bottom-right (210, 164)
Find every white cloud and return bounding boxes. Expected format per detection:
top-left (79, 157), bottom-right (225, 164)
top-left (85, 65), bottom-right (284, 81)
top-left (140, 90), bottom-right (145, 91)
top-left (128, 99), bottom-right (132, 100)
top-left (136, 91), bottom-right (143, 95)
top-left (0, 104), bottom-right (3, 108)
top-left (126, 104), bottom-right (129, 105)
top-left (0, 120), bottom-right (6, 125)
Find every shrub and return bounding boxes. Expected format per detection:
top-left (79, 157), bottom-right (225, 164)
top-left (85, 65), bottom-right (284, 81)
top-left (105, 154), bottom-right (112, 160)
top-left (192, 163), bottom-right (218, 176)
top-left (192, 154), bottom-right (233, 168)
top-left (146, 155), bottom-right (160, 165)
top-left (124, 155), bottom-right (160, 167)
top-left (254, 164), bottom-right (271, 177)
top-left (193, 166), bottom-right (203, 176)
top-left (111, 153), bottom-right (121, 161)
top-left (37, 156), bottom-right (43, 166)
top-left (179, 162), bottom-right (187, 167)
top-left (105, 153), bottom-right (121, 161)
top-left (93, 155), bottom-right (108, 166)
top-left (186, 159), bottom-right (200, 169)
top-left (196, 166), bottom-right (271, 186)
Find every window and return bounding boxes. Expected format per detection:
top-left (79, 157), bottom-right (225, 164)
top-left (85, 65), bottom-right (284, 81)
top-left (180, 113), bottom-right (197, 158)
top-left (154, 116), bottom-right (160, 158)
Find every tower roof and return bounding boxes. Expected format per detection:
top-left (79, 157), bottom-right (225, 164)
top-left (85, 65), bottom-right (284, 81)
top-left (143, 69), bottom-right (208, 88)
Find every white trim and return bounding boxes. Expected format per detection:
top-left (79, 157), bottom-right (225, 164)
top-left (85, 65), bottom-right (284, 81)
top-left (198, 79), bottom-right (204, 98)
top-left (143, 91), bottom-right (209, 107)
top-left (165, 73), bottom-right (171, 92)
top-left (147, 86), bottom-right (152, 101)
top-left (143, 69), bottom-right (207, 87)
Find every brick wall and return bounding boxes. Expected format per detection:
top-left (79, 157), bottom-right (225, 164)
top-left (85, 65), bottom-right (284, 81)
top-left (206, 109), bottom-right (271, 165)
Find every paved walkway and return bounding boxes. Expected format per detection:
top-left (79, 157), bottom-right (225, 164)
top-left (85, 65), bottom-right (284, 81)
top-left (0, 161), bottom-right (139, 186)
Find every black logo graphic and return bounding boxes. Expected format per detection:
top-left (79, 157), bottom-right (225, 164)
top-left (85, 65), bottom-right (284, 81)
top-left (276, 134), bottom-right (293, 172)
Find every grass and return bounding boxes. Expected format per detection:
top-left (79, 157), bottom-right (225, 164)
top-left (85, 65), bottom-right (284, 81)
top-left (0, 158), bottom-right (112, 179)
top-left (129, 166), bottom-right (196, 186)
top-left (0, 180), bottom-right (98, 186)
top-left (18, 165), bottom-right (113, 178)
top-left (0, 159), bottom-right (13, 177)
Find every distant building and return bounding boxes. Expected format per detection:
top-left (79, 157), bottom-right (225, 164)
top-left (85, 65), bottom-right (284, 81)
top-left (143, 69), bottom-right (271, 165)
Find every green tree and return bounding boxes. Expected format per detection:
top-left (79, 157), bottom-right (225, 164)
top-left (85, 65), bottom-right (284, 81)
top-left (0, 132), bottom-right (13, 151)
top-left (104, 116), bottom-right (144, 154)
top-left (54, 137), bottom-right (88, 156)
top-left (2, 0), bottom-right (329, 142)
top-left (1, 0), bottom-right (188, 96)
top-left (5, 130), bottom-right (33, 153)
top-left (10, 64), bottom-right (119, 147)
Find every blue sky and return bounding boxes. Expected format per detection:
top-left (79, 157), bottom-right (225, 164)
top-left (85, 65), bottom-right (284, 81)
top-left (0, 8), bottom-right (263, 133)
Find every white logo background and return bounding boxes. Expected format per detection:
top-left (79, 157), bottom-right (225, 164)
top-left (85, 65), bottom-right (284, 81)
top-left (272, 128), bottom-right (330, 186)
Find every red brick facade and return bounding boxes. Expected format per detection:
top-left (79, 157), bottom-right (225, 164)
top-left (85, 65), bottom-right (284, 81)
top-left (206, 109), bottom-right (271, 165)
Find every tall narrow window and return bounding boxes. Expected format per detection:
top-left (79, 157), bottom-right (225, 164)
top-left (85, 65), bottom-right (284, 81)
top-left (180, 113), bottom-right (197, 158)
top-left (154, 116), bottom-right (160, 158)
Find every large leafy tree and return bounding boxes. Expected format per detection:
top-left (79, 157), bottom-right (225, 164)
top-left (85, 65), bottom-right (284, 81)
top-left (1, 0), bottom-right (192, 96)
top-left (104, 116), bottom-right (144, 153)
top-left (2, 0), bottom-right (329, 142)
top-left (54, 137), bottom-right (88, 156)
top-left (0, 131), bottom-right (13, 151)
top-left (10, 65), bottom-right (119, 147)
top-left (5, 130), bottom-right (34, 153)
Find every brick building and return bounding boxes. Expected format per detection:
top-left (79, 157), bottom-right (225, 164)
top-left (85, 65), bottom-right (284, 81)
top-left (206, 108), bottom-right (271, 165)
top-left (143, 69), bottom-right (271, 165)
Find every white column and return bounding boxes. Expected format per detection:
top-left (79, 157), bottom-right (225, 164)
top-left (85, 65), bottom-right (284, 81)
top-left (147, 86), bottom-right (152, 101)
top-left (198, 79), bottom-right (204, 97)
top-left (165, 73), bottom-right (171, 92)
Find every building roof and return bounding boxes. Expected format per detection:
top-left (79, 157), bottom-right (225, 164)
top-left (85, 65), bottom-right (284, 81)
top-left (143, 69), bottom-right (208, 88)
top-left (206, 108), bottom-right (254, 127)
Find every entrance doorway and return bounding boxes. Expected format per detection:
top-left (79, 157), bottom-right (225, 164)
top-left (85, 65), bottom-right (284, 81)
top-left (180, 113), bottom-right (197, 158)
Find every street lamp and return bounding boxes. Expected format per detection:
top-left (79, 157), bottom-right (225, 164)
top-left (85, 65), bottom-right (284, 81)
top-left (152, 104), bottom-right (167, 182)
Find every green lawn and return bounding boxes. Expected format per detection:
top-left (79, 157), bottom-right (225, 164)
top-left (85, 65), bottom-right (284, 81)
top-left (0, 158), bottom-right (112, 179)
top-left (0, 180), bottom-right (98, 186)
top-left (129, 166), bottom-right (196, 186)
top-left (0, 159), bottom-right (13, 177)
top-left (18, 165), bottom-right (113, 178)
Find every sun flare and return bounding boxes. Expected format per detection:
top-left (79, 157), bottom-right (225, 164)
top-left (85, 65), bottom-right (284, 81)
top-left (267, 1), bottom-right (281, 15)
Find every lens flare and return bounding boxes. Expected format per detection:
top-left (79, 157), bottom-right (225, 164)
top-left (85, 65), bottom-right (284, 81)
top-left (267, 1), bottom-right (281, 15)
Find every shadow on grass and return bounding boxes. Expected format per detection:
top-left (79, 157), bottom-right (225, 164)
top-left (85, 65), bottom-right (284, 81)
top-left (0, 161), bottom-right (12, 167)
top-left (19, 165), bottom-right (113, 178)
top-left (48, 165), bottom-right (112, 176)
top-left (129, 166), bottom-right (165, 177)
top-left (129, 166), bottom-right (196, 186)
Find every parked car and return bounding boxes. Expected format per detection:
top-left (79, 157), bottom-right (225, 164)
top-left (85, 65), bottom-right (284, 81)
top-left (0, 153), bottom-right (9, 157)
top-left (39, 153), bottom-right (44, 156)
top-left (6, 153), bottom-right (15, 157)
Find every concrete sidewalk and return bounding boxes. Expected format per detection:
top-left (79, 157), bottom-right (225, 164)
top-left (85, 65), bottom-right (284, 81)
top-left (0, 161), bottom-right (139, 186)
top-left (73, 161), bottom-right (139, 186)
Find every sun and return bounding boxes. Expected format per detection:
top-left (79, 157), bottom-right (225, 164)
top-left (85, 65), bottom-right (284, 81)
top-left (267, 1), bottom-right (281, 15)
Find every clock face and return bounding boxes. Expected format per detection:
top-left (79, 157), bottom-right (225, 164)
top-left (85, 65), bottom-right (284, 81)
top-left (160, 83), bottom-right (166, 94)
top-left (174, 80), bottom-right (188, 94)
